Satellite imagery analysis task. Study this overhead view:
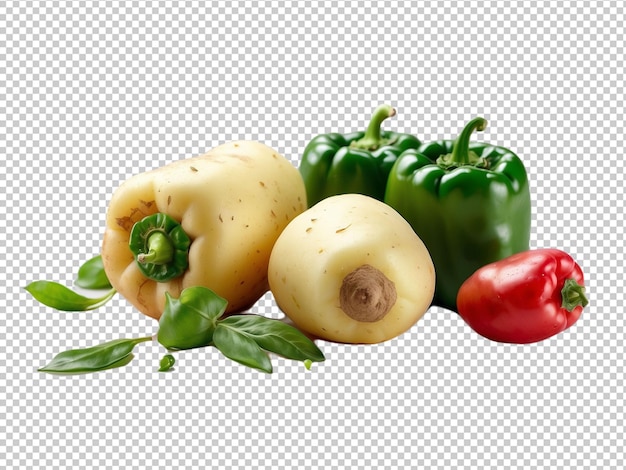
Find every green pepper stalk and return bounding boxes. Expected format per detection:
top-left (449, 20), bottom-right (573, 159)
top-left (561, 278), bottom-right (589, 311)
top-left (129, 213), bottom-right (191, 282)
top-left (137, 232), bottom-right (174, 265)
top-left (436, 117), bottom-right (490, 169)
top-left (349, 104), bottom-right (398, 150)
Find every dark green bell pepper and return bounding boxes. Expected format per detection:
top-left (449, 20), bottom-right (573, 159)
top-left (384, 117), bottom-right (531, 311)
top-left (299, 104), bottom-right (421, 207)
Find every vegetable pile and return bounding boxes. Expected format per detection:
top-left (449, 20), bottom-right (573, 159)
top-left (26, 105), bottom-right (588, 375)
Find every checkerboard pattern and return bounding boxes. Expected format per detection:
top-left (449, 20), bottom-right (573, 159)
top-left (1, 1), bottom-right (624, 469)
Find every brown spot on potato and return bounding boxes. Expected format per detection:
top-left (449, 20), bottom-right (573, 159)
top-left (115, 200), bottom-right (157, 231)
top-left (136, 278), bottom-right (152, 312)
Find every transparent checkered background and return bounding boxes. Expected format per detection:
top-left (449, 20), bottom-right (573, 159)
top-left (1, 1), bottom-right (623, 469)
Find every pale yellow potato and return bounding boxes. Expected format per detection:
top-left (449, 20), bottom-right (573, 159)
top-left (102, 141), bottom-right (306, 320)
top-left (268, 193), bottom-right (435, 344)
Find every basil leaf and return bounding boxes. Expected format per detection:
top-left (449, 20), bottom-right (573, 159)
top-left (158, 354), bottom-right (176, 372)
top-left (157, 286), bottom-right (228, 350)
top-left (218, 315), bottom-right (325, 363)
top-left (38, 337), bottom-right (151, 374)
top-left (213, 323), bottom-right (273, 373)
top-left (25, 281), bottom-right (116, 311)
top-left (75, 255), bottom-right (112, 290)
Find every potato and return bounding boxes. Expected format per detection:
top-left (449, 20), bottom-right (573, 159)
top-left (268, 194), bottom-right (435, 344)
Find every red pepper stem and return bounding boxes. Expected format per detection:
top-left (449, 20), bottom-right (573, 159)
top-left (561, 278), bottom-right (589, 311)
top-left (350, 104), bottom-right (397, 150)
top-left (450, 117), bottom-right (488, 165)
top-left (137, 231), bottom-right (175, 265)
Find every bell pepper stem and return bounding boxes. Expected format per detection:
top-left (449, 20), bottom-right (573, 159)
top-left (437, 117), bottom-right (489, 169)
top-left (350, 104), bottom-right (397, 150)
top-left (561, 278), bottom-right (589, 311)
top-left (137, 232), bottom-right (175, 265)
top-left (129, 212), bottom-right (191, 282)
top-left (451, 117), bottom-right (488, 165)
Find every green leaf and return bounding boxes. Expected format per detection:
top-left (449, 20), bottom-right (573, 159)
top-left (39, 354), bottom-right (137, 376)
top-left (157, 286), bottom-right (228, 350)
top-left (218, 315), bottom-right (326, 363)
top-left (38, 337), bottom-right (151, 374)
top-left (213, 323), bottom-right (273, 373)
top-left (158, 354), bottom-right (176, 372)
top-left (75, 255), bottom-right (112, 290)
top-left (25, 281), bottom-right (116, 311)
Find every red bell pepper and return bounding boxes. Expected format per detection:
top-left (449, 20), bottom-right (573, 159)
top-left (456, 248), bottom-right (588, 344)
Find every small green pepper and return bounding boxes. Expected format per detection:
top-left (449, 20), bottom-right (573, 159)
top-left (384, 117), bottom-right (532, 311)
top-left (299, 104), bottom-right (422, 206)
top-left (128, 213), bottom-right (191, 282)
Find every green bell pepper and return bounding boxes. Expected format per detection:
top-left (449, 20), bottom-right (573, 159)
top-left (299, 104), bottom-right (421, 207)
top-left (384, 117), bottom-right (531, 311)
